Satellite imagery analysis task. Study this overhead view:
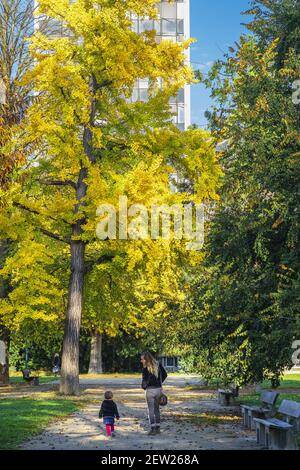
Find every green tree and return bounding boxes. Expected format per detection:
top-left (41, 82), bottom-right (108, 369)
top-left (245, 0), bottom-right (300, 67)
top-left (181, 4), bottom-right (300, 387)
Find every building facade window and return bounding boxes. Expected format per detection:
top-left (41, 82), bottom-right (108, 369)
top-left (130, 1), bottom-right (190, 130)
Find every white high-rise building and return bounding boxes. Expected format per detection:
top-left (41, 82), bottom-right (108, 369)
top-left (0, 79), bottom-right (6, 105)
top-left (131, 1), bottom-right (191, 130)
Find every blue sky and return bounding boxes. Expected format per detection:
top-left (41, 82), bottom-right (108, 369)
top-left (190, 0), bottom-right (252, 127)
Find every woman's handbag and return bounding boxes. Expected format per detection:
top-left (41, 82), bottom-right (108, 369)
top-left (158, 365), bottom-right (168, 406)
top-left (159, 392), bottom-right (168, 406)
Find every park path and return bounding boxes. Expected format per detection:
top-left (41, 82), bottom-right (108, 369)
top-left (20, 376), bottom-right (259, 450)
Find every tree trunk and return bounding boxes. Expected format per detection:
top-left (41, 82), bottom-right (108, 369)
top-left (59, 240), bottom-right (85, 395)
top-left (60, 166), bottom-right (87, 395)
top-left (88, 331), bottom-right (103, 374)
top-left (0, 240), bottom-right (10, 385)
top-left (59, 74), bottom-right (97, 395)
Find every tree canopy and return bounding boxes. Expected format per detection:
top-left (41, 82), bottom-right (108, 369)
top-left (0, 0), bottom-right (222, 394)
top-left (174, 0), bottom-right (300, 387)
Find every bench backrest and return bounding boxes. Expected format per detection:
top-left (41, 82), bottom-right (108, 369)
top-left (261, 391), bottom-right (279, 407)
top-left (279, 400), bottom-right (300, 419)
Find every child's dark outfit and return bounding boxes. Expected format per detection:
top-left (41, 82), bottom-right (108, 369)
top-left (99, 399), bottom-right (120, 437)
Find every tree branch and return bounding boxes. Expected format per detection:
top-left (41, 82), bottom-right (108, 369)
top-left (13, 201), bottom-right (42, 217)
top-left (14, 201), bottom-right (71, 225)
top-left (39, 179), bottom-right (77, 190)
top-left (14, 202), bottom-right (71, 242)
top-left (95, 79), bottom-right (113, 91)
top-left (40, 228), bottom-right (71, 244)
top-left (85, 254), bottom-right (115, 274)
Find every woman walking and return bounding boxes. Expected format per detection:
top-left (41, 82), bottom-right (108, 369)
top-left (141, 351), bottom-right (167, 435)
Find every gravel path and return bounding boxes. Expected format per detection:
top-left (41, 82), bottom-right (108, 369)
top-left (20, 377), bottom-right (259, 450)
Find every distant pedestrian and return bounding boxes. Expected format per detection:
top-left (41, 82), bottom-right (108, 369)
top-left (52, 353), bottom-right (60, 377)
top-left (99, 391), bottom-right (120, 438)
top-left (141, 351), bottom-right (167, 435)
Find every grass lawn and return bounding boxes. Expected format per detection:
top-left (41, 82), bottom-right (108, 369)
top-left (237, 374), bottom-right (300, 406)
top-left (0, 398), bottom-right (83, 450)
top-left (262, 374), bottom-right (300, 390)
top-left (186, 373), bottom-right (300, 392)
top-left (9, 375), bottom-right (56, 385)
top-left (239, 392), bottom-right (300, 407)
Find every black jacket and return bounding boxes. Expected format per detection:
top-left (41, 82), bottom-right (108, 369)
top-left (142, 363), bottom-right (168, 390)
top-left (99, 399), bottom-right (120, 419)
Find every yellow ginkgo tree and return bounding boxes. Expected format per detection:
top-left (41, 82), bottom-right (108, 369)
top-left (4, 0), bottom-right (222, 395)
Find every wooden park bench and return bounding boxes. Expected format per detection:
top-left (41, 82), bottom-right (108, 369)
top-left (254, 399), bottom-right (300, 450)
top-left (22, 369), bottom-right (39, 386)
top-left (218, 386), bottom-right (239, 406)
top-left (241, 390), bottom-right (279, 431)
